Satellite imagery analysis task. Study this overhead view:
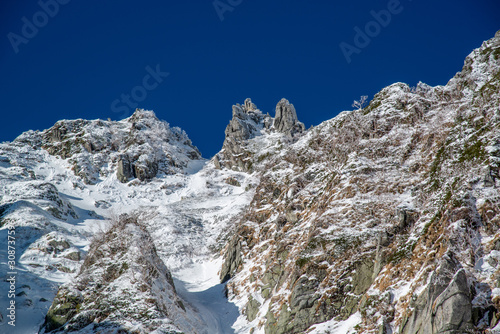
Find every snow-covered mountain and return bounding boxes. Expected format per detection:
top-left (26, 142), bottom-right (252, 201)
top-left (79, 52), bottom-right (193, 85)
top-left (0, 111), bottom-right (252, 333)
top-left (218, 30), bottom-right (500, 334)
top-left (1, 30), bottom-right (499, 334)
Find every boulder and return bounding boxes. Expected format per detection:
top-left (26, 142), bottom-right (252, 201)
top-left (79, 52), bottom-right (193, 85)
top-left (220, 237), bottom-right (243, 283)
top-left (116, 155), bottom-right (133, 183)
top-left (215, 98), bottom-right (304, 171)
top-left (134, 159), bottom-right (158, 181)
top-left (400, 253), bottom-right (474, 334)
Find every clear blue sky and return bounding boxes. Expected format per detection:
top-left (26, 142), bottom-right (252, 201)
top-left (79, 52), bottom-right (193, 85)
top-left (1, 0), bottom-right (499, 157)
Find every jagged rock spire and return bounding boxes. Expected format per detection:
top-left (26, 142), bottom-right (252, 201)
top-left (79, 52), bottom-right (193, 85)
top-left (215, 98), bottom-right (271, 171)
top-left (244, 98), bottom-right (257, 112)
top-left (273, 98), bottom-right (305, 136)
top-left (214, 98), bottom-right (306, 171)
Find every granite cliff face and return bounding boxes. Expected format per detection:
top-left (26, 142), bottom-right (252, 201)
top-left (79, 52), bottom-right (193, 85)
top-left (218, 30), bottom-right (500, 334)
top-left (273, 98), bottom-right (306, 137)
top-left (214, 98), bottom-right (304, 172)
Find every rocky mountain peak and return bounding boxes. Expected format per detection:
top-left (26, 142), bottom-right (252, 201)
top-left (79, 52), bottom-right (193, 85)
top-left (214, 97), bottom-right (306, 172)
top-left (127, 108), bottom-right (158, 122)
top-left (31, 109), bottom-right (202, 184)
top-left (273, 98), bottom-right (305, 136)
top-left (214, 98), bottom-right (270, 171)
top-left (226, 98), bottom-right (269, 142)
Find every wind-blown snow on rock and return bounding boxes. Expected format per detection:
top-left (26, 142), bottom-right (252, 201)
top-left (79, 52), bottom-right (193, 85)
top-left (219, 30), bottom-right (500, 334)
top-left (0, 109), bottom-right (247, 333)
top-left (0, 30), bottom-right (499, 334)
top-left (40, 109), bottom-right (201, 184)
top-left (40, 215), bottom-right (202, 334)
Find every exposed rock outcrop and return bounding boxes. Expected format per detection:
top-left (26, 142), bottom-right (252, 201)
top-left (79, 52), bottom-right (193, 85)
top-left (40, 215), bottom-right (201, 334)
top-left (220, 31), bottom-right (500, 334)
top-left (214, 98), bottom-right (305, 171)
top-left (116, 155), bottom-right (133, 183)
top-left (40, 109), bottom-right (201, 184)
top-left (134, 159), bottom-right (159, 182)
top-left (214, 98), bottom-right (272, 171)
top-left (220, 237), bottom-right (243, 283)
top-left (273, 98), bottom-right (305, 136)
top-left (116, 156), bottom-right (159, 183)
top-left (225, 102), bottom-right (266, 142)
top-left (401, 254), bottom-right (473, 334)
